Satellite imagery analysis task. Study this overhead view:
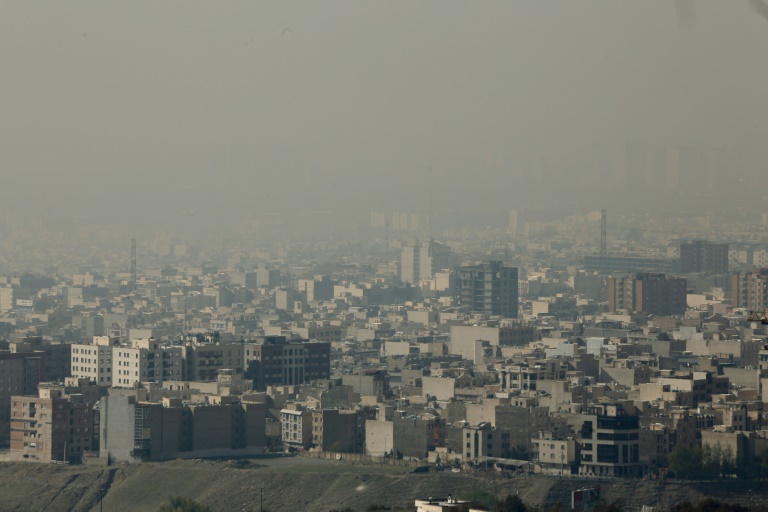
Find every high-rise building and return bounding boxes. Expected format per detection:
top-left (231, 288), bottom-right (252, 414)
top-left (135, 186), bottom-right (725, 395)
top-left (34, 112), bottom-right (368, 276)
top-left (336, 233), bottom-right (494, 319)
top-left (608, 273), bottom-right (687, 315)
top-left (730, 269), bottom-right (768, 311)
top-left (400, 239), bottom-right (455, 284)
top-left (455, 261), bottom-right (519, 318)
top-left (679, 240), bottom-right (729, 274)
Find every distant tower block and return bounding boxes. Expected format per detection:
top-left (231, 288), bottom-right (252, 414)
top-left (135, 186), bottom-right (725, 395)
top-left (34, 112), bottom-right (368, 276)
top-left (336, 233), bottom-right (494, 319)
top-left (508, 209), bottom-right (519, 236)
top-left (600, 210), bottom-right (607, 258)
top-left (130, 239), bottom-right (137, 288)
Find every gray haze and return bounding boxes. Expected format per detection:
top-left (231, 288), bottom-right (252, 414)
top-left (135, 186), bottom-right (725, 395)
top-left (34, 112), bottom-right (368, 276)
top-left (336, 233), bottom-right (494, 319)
top-left (2, 1), bottom-right (768, 235)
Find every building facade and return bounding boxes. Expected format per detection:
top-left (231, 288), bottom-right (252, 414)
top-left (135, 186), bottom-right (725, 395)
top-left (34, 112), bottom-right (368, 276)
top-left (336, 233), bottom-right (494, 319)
top-left (608, 273), bottom-right (687, 315)
top-left (455, 261), bottom-right (519, 318)
top-left (246, 336), bottom-right (331, 390)
top-left (679, 240), bottom-right (729, 274)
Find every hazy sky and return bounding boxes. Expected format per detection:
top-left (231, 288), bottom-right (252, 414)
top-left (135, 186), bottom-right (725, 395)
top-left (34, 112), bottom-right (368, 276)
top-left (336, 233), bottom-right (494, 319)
top-left (2, 1), bottom-right (768, 230)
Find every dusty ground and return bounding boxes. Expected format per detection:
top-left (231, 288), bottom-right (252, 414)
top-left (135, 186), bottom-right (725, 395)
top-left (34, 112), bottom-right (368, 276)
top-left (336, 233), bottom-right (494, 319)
top-left (0, 457), bottom-right (764, 512)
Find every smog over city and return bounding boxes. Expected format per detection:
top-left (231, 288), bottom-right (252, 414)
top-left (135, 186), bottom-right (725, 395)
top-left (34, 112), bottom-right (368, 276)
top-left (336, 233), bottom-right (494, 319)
top-left (2, 2), bottom-right (768, 512)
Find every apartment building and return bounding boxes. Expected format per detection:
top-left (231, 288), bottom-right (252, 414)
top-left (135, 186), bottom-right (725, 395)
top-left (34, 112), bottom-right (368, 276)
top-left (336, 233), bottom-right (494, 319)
top-left (730, 268), bottom-right (768, 311)
top-left (246, 336), bottom-right (331, 390)
top-left (0, 350), bottom-right (45, 442)
top-left (608, 273), bottom-right (687, 315)
top-left (99, 392), bottom-right (266, 463)
top-left (532, 431), bottom-right (576, 475)
top-left (9, 337), bottom-right (71, 382)
top-left (281, 404), bottom-right (313, 449)
top-left (113, 338), bottom-right (184, 386)
top-left (452, 422), bottom-right (511, 462)
top-left (577, 403), bottom-right (641, 478)
top-left (455, 261), bottom-right (519, 318)
top-left (311, 408), bottom-right (365, 452)
top-left (71, 341), bottom-right (113, 385)
top-left (9, 378), bottom-right (100, 463)
top-left (501, 359), bottom-right (569, 392)
top-left (679, 240), bottom-right (729, 274)
top-left (186, 342), bottom-right (244, 382)
top-left (654, 371), bottom-right (729, 406)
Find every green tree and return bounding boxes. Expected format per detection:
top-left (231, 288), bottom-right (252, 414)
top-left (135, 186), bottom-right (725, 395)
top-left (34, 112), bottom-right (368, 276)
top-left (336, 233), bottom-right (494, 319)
top-left (158, 497), bottom-right (212, 512)
top-left (493, 494), bottom-right (527, 512)
top-left (507, 444), bottom-right (530, 461)
top-left (669, 445), bottom-right (703, 479)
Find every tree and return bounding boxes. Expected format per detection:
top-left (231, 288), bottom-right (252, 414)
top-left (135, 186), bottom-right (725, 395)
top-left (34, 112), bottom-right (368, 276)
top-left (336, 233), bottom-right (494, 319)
top-left (669, 445), bottom-right (703, 479)
top-left (158, 497), bottom-right (212, 512)
top-left (493, 494), bottom-right (527, 512)
top-left (507, 444), bottom-right (530, 461)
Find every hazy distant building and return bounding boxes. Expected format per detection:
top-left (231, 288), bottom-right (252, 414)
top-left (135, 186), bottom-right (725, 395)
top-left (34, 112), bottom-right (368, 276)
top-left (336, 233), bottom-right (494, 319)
top-left (573, 271), bottom-right (604, 301)
top-left (0, 287), bottom-right (12, 312)
top-left (583, 255), bottom-right (677, 274)
top-left (455, 261), bottom-right (519, 318)
top-left (679, 240), bottom-right (729, 274)
top-left (400, 240), bottom-right (455, 284)
top-left (608, 273), bottom-right (687, 315)
top-left (297, 276), bottom-right (334, 302)
top-left (730, 269), bottom-right (768, 311)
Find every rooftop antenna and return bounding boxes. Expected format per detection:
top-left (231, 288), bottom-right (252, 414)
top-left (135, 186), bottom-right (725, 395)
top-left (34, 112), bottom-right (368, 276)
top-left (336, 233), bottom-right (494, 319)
top-left (600, 209), bottom-right (607, 258)
top-left (130, 238), bottom-right (137, 289)
top-left (385, 221), bottom-right (390, 280)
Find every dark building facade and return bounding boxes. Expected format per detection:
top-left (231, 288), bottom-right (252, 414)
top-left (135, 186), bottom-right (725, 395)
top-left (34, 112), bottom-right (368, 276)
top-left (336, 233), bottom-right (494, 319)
top-left (608, 273), bottom-right (687, 315)
top-left (730, 268), bottom-right (768, 311)
top-left (455, 261), bottom-right (519, 318)
top-left (392, 415), bottom-right (446, 459)
top-left (679, 240), bottom-right (729, 274)
top-left (246, 336), bottom-right (331, 390)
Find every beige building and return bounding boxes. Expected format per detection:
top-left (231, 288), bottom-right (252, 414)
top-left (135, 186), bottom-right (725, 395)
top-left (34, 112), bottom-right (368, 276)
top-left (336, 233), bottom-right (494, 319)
top-left (458, 423), bottom-right (511, 462)
top-left (9, 378), bottom-right (100, 464)
top-left (532, 431), bottom-right (576, 475)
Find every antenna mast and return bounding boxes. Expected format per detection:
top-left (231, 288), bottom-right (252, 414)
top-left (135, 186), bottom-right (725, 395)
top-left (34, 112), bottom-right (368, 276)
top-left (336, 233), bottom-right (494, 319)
top-left (600, 209), bottom-right (607, 258)
top-left (130, 238), bottom-right (137, 289)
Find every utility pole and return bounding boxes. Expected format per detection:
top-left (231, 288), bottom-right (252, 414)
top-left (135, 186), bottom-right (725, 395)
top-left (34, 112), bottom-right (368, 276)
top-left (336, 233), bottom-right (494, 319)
top-left (260, 485), bottom-right (264, 512)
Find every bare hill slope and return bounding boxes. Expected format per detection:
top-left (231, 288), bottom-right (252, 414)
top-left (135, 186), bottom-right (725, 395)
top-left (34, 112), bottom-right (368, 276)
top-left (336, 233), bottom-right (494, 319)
top-left (0, 457), bottom-right (762, 512)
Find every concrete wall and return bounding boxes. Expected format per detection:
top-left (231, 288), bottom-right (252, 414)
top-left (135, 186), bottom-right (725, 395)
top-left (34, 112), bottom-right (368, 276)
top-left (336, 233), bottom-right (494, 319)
top-left (365, 419), bottom-right (393, 456)
top-left (100, 395), bottom-right (136, 464)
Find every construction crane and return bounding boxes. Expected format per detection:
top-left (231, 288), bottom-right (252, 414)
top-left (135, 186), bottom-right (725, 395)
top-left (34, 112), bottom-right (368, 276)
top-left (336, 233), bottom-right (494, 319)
top-left (747, 310), bottom-right (768, 325)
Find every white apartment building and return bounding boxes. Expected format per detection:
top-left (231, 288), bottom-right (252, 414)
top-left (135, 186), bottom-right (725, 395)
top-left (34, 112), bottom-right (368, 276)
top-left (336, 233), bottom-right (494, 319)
top-left (71, 343), bottom-right (113, 385)
top-left (281, 405), bottom-right (312, 449)
top-left (113, 338), bottom-right (183, 386)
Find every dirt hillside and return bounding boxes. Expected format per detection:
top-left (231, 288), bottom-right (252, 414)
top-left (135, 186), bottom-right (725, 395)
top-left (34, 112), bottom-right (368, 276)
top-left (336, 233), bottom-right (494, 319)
top-left (0, 457), bottom-right (762, 512)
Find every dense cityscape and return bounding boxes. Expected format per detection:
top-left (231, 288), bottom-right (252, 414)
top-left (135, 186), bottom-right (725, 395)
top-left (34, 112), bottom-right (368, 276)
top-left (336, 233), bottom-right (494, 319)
top-left (1, 206), bottom-right (768, 510)
top-left (5, 2), bottom-right (768, 511)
